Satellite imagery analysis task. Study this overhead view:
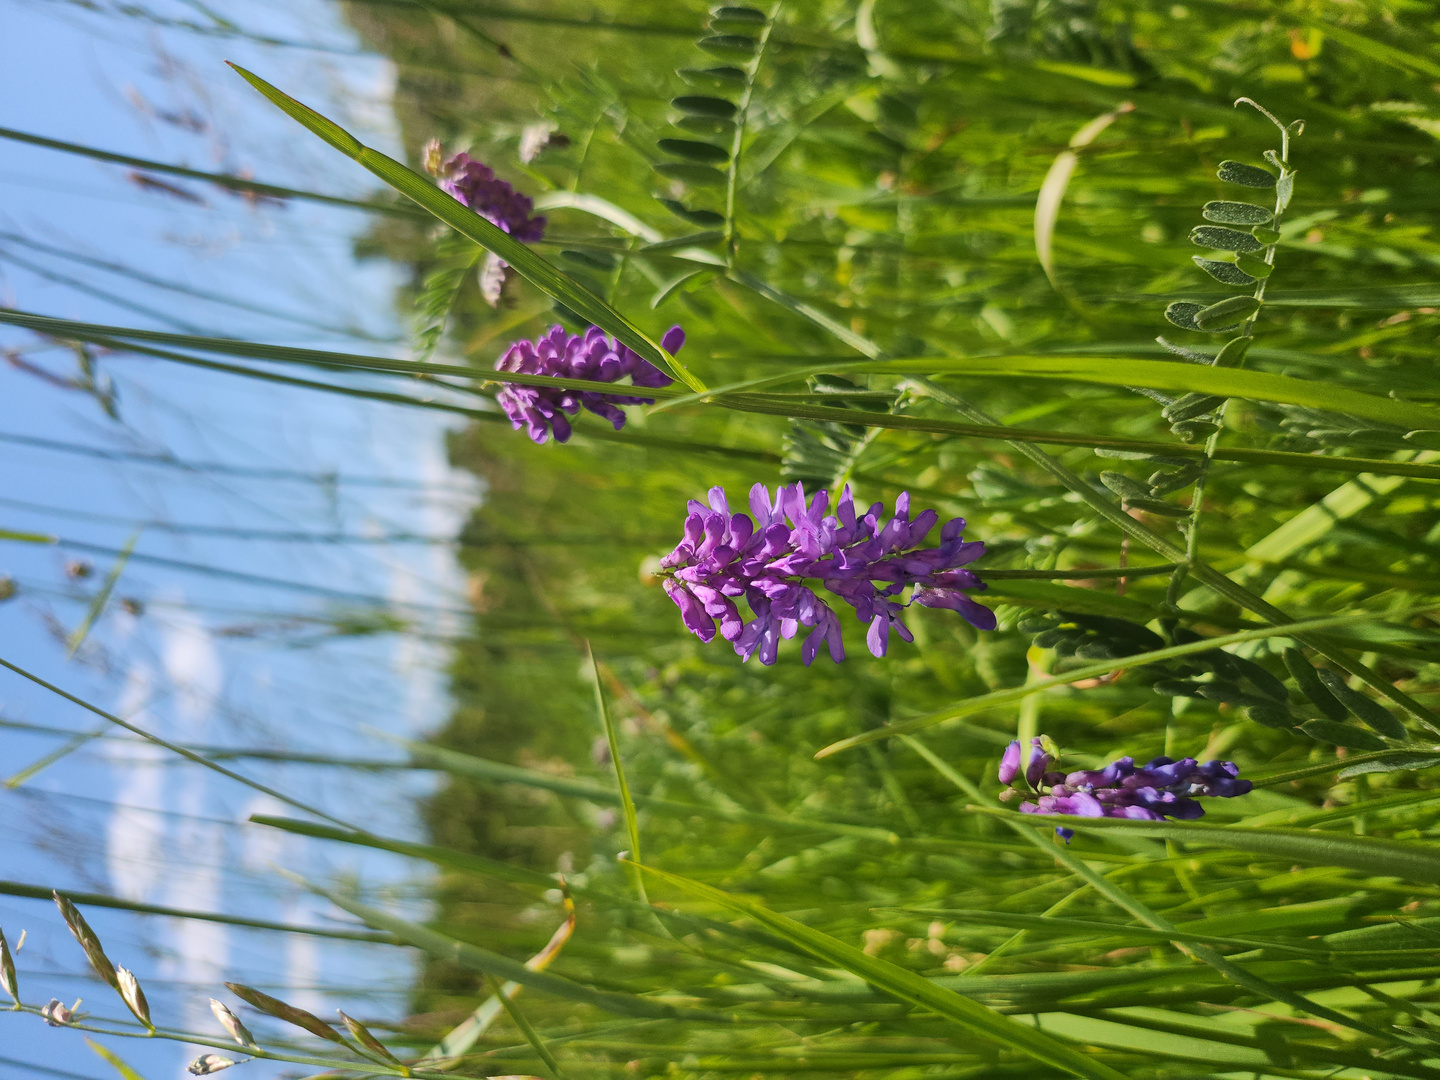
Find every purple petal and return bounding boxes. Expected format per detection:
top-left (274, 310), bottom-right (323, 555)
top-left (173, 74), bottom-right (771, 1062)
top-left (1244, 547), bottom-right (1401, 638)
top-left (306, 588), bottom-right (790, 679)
top-left (999, 740), bottom-right (1021, 785)
top-left (665, 580), bottom-right (715, 643)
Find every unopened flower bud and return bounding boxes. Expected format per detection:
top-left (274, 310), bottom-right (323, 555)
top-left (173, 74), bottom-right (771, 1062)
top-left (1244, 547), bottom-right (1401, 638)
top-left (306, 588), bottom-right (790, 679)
top-left (187, 1055), bottom-right (235, 1075)
top-left (422, 138), bottom-right (444, 176)
top-left (116, 966), bottom-right (151, 1028)
top-left (1024, 737), bottom-right (1052, 788)
top-left (210, 998), bottom-right (255, 1047)
top-left (998, 740), bottom-right (1021, 785)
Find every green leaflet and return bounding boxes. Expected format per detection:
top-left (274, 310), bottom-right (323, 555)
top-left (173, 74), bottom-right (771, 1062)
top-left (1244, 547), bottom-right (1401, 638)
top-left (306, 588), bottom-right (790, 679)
top-left (226, 63), bottom-right (705, 393)
top-left (1192, 256), bottom-right (1256, 287)
top-left (1299, 718), bottom-right (1388, 750)
top-left (672, 95), bottom-right (738, 117)
top-left (637, 864), bottom-right (1131, 1080)
top-left (1216, 160), bottom-right (1276, 187)
top-left (1190, 225), bottom-right (1264, 253)
top-left (1193, 295), bottom-right (1262, 331)
top-left (1202, 200), bottom-right (1273, 226)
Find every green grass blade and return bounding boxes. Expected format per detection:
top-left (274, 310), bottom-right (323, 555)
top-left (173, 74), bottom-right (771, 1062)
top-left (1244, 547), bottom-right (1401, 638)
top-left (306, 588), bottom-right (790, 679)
top-left (636, 864), bottom-right (1131, 1080)
top-left (249, 815), bottom-right (557, 889)
top-left (972, 806), bottom-right (1440, 886)
top-left (395, 737), bottom-right (908, 843)
top-left (5, 722), bottom-right (108, 788)
top-left (968, 810), bottom-right (1395, 1041)
top-left (894, 908), bottom-right (1324, 956)
top-left (816, 610), bottom-right (1386, 757)
top-left (0, 529), bottom-right (56, 544)
top-left (0, 879), bottom-right (391, 942)
top-left (295, 876), bottom-right (708, 1021)
top-left (0, 124), bottom-right (417, 216)
top-left (904, 355), bottom-right (1440, 430)
top-left (695, 353), bottom-right (1440, 432)
top-left (8, 308), bottom-right (1440, 480)
top-left (226, 63), bottom-right (705, 393)
top-left (591, 644), bottom-right (650, 910)
top-left (86, 1039), bottom-right (148, 1080)
top-left (1251, 749), bottom-right (1440, 787)
top-left (0, 655), bottom-right (358, 831)
top-left (482, 972), bottom-right (568, 1080)
top-left (67, 531), bottom-right (138, 657)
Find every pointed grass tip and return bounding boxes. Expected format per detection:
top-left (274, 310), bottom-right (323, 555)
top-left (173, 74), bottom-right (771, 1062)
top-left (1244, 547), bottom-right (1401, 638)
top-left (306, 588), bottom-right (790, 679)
top-left (224, 62), bottom-right (365, 160)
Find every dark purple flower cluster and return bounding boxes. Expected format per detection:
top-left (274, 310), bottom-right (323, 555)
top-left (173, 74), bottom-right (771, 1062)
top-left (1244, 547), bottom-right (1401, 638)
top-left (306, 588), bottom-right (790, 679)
top-left (437, 152), bottom-right (546, 242)
top-left (1000, 737), bottom-right (1252, 841)
top-left (661, 483), bottom-right (995, 666)
top-left (496, 325), bottom-right (681, 444)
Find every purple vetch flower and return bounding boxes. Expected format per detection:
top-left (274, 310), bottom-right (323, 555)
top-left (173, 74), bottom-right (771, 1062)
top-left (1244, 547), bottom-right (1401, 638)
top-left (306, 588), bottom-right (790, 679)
top-left (998, 741), bottom-right (1022, 785)
top-left (1024, 737), bottom-right (1051, 787)
top-left (434, 151), bottom-right (547, 242)
top-left (997, 737), bottom-right (1252, 842)
top-left (495, 325), bottom-right (682, 443)
top-left (998, 737), bottom-right (1051, 789)
top-left (660, 482), bottom-right (994, 666)
top-left (425, 145), bottom-right (546, 305)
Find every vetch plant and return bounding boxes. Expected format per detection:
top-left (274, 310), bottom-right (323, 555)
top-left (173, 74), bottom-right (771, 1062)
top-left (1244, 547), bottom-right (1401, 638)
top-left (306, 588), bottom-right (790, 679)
top-left (661, 483), bottom-right (993, 665)
top-left (494, 324), bottom-right (683, 443)
top-left (429, 146), bottom-right (548, 244)
top-left (998, 736), bottom-right (1253, 841)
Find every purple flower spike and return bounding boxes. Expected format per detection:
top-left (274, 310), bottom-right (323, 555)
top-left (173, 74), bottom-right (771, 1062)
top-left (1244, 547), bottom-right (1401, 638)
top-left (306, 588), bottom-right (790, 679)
top-left (1016, 736), bottom-right (1251, 840)
top-left (999, 741), bottom-right (1022, 785)
top-left (436, 152), bottom-right (547, 242)
top-left (661, 482), bottom-right (993, 665)
top-left (494, 325), bottom-right (680, 443)
top-left (428, 148), bottom-right (547, 305)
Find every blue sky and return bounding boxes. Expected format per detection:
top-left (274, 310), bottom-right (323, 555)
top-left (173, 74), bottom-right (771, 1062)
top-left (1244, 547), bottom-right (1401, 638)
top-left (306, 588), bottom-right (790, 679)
top-left (1, 3), bottom-right (477, 1074)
